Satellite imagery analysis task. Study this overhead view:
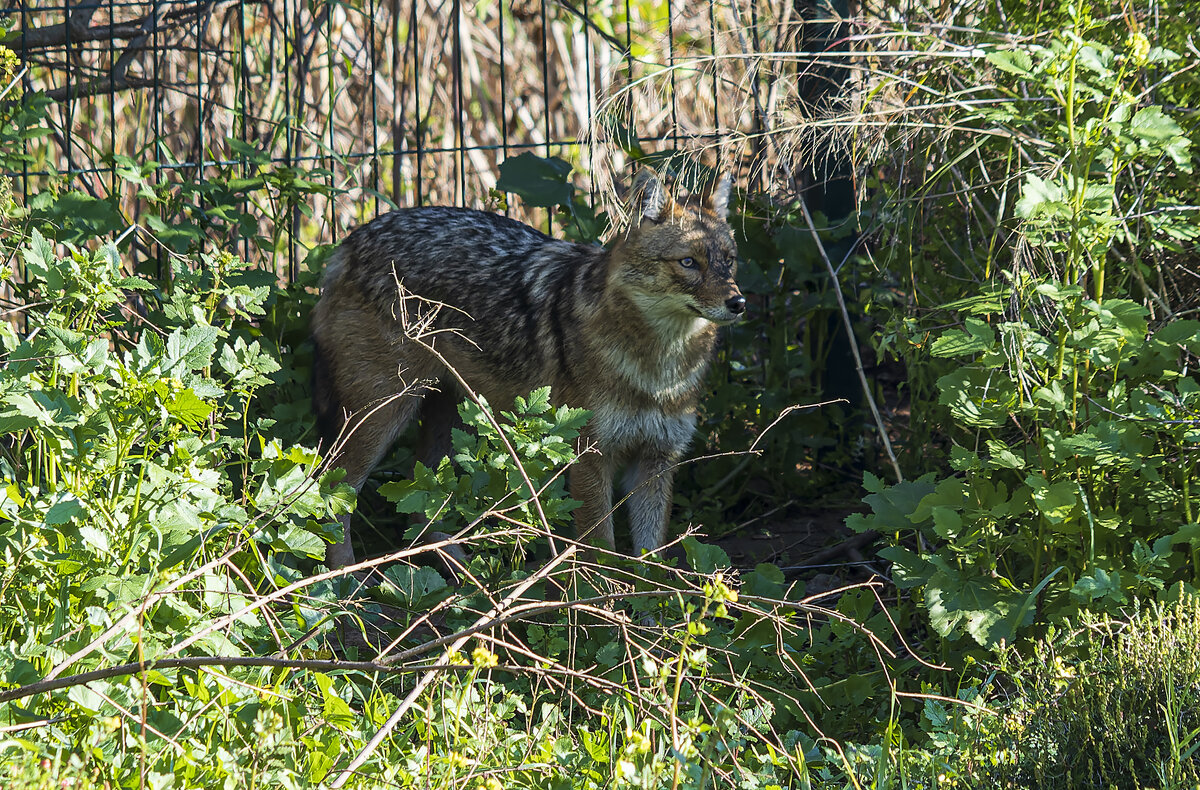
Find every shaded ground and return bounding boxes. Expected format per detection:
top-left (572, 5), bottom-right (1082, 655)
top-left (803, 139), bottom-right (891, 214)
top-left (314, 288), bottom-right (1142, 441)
top-left (703, 505), bottom-right (879, 595)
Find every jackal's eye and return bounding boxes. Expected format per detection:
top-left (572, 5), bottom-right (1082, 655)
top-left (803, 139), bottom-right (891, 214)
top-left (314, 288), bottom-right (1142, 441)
top-left (678, 257), bottom-right (698, 270)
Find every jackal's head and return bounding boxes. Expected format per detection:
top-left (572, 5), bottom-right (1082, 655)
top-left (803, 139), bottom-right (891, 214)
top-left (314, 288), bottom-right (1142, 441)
top-left (611, 169), bottom-right (745, 327)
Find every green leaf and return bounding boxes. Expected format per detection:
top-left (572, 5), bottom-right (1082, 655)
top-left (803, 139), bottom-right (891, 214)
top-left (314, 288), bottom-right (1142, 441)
top-left (20, 229), bottom-right (58, 290)
top-left (1015, 174), bottom-right (1067, 220)
top-left (930, 506), bottom-right (963, 540)
top-left (377, 565), bottom-right (450, 609)
top-left (77, 524), bottom-right (110, 554)
top-left (1033, 380), bottom-right (1068, 413)
top-left (1071, 567), bottom-right (1125, 604)
top-left (1027, 475), bottom-right (1078, 524)
top-left (496, 153), bottom-right (575, 208)
top-left (986, 48), bottom-right (1033, 75)
top-left (1001, 566), bottom-right (1064, 644)
top-left (67, 683), bottom-right (107, 714)
top-left (925, 569), bottom-right (1023, 648)
top-left (941, 288), bottom-right (1008, 316)
top-left (44, 493), bottom-right (84, 526)
top-left (682, 538), bottom-right (730, 573)
top-left (154, 382), bottom-right (213, 429)
top-left (985, 439), bottom-right (1026, 470)
top-left (878, 546), bottom-right (936, 590)
top-left (937, 369), bottom-right (1016, 428)
top-left (523, 385), bottom-right (553, 415)
top-left (1129, 105), bottom-right (1185, 143)
top-left (929, 318), bottom-right (996, 358)
top-left (949, 445), bottom-right (981, 471)
top-left (379, 476), bottom-right (431, 515)
top-left (33, 191), bottom-right (125, 243)
top-left (853, 473), bottom-right (938, 532)
top-left (742, 563), bottom-right (785, 598)
top-left (163, 325), bottom-right (220, 375)
top-left (1152, 320), bottom-right (1200, 351)
top-left (1170, 523), bottom-right (1200, 548)
top-left (273, 524), bottom-right (327, 560)
top-left (314, 673), bottom-right (356, 731)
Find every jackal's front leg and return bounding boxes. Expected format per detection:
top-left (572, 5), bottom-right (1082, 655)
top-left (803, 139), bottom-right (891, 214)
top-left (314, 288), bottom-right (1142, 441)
top-left (624, 455), bottom-right (676, 554)
top-left (571, 449), bottom-right (615, 548)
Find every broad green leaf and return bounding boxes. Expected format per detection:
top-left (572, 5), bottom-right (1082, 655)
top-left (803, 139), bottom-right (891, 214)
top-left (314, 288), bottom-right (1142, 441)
top-left (1026, 474), bottom-right (1078, 524)
top-left (1071, 567), bottom-right (1125, 604)
top-left (155, 382), bottom-right (214, 429)
top-left (313, 673), bottom-right (356, 731)
top-left (1033, 381), bottom-right (1068, 413)
top-left (925, 569), bottom-right (1022, 648)
top-left (67, 683), bottom-right (107, 714)
top-left (163, 325), bottom-right (220, 375)
top-left (929, 318), bottom-right (995, 358)
top-left (77, 524), bottom-right (110, 554)
top-left (852, 473), bottom-right (938, 532)
top-left (1076, 44), bottom-right (1114, 75)
top-left (377, 565), bottom-right (450, 609)
top-left (930, 506), bottom-right (963, 540)
top-left (998, 566), bottom-right (1064, 646)
top-left (273, 524), bottom-right (327, 560)
top-left (1015, 174), bottom-right (1067, 220)
top-left (1170, 523), bottom-right (1200, 547)
top-left (20, 228), bottom-right (57, 289)
top-left (985, 439), bottom-right (1025, 470)
top-left (877, 546), bottom-right (936, 590)
top-left (1129, 105), bottom-right (1185, 143)
top-left (682, 538), bottom-right (730, 573)
top-left (985, 48), bottom-right (1033, 75)
top-left (380, 477), bottom-right (431, 515)
top-left (496, 153), bottom-right (574, 208)
top-left (44, 494), bottom-right (84, 526)
top-left (937, 369), bottom-right (1016, 428)
top-left (741, 563), bottom-right (785, 599)
top-left (941, 288), bottom-right (1008, 316)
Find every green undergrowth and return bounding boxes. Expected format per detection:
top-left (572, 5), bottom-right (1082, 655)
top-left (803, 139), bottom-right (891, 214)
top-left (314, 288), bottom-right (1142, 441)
top-left (990, 597), bottom-right (1200, 789)
top-left (0, 177), bottom-right (910, 787)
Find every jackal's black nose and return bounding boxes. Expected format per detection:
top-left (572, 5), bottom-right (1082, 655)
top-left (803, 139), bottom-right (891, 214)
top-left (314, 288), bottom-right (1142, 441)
top-left (725, 295), bottom-right (746, 315)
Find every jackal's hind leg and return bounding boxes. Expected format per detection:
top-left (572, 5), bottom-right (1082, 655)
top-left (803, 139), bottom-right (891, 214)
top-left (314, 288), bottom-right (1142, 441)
top-left (324, 391), bottom-right (426, 569)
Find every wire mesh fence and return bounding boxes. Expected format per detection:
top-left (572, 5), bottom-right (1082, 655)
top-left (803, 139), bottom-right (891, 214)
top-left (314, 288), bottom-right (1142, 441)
top-left (0, 0), bottom-right (818, 278)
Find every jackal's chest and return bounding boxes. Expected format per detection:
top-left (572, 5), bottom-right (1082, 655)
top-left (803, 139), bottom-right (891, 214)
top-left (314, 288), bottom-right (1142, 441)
top-left (588, 403), bottom-right (697, 458)
top-left (595, 341), bottom-right (712, 406)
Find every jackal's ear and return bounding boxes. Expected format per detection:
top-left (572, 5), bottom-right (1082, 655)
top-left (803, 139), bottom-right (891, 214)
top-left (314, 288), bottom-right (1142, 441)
top-left (709, 173), bottom-right (733, 218)
top-left (631, 167), bottom-right (669, 223)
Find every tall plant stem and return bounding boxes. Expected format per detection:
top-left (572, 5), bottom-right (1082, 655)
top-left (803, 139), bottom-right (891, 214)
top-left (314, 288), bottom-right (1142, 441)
top-left (797, 196), bottom-right (903, 485)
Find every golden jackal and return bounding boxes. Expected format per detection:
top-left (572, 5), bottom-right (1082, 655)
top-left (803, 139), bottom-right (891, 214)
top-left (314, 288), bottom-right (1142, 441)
top-left (311, 169), bottom-right (744, 567)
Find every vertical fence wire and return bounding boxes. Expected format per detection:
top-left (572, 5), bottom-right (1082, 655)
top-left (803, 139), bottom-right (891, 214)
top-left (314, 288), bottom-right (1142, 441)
top-left (498, 1), bottom-right (509, 210)
top-left (368, 0), bottom-right (380, 218)
top-left (411, 0), bottom-right (423, 205)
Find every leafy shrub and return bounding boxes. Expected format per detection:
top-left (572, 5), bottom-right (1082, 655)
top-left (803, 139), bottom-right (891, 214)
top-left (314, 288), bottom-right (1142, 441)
top-left (0, 188), bottom-right (883, 787)
top-left (855, 10), bottom-right (1200, 651)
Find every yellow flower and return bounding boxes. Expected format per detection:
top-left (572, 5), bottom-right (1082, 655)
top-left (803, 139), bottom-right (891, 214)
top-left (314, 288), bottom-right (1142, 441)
top-left (1128, 31), bottom-right (1151, 66)
top-left (704, 573), bottom-right (738, 605)
top-left (472, 644), bottom-right (499, 669)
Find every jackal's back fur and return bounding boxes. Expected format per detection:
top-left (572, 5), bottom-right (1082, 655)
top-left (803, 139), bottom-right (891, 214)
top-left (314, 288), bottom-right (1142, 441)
top-left (311, 170), bottom-right (744, 567)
